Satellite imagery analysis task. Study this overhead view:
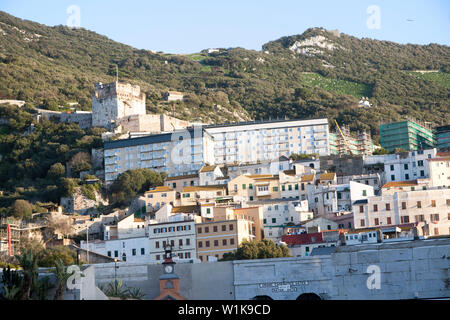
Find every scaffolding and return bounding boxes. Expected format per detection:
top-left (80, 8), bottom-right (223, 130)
top-left (0, 217), bottom-right (46, 256)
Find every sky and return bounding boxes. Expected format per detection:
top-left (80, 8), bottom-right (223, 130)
top-left (0, 0), bottom-right (449, 53)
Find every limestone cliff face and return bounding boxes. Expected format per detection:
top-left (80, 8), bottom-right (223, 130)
top-left (60, 187), bottom-right (108, 215)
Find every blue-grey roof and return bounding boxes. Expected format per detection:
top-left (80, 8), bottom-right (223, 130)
top-left (310, 246), bottom-right (337, 256)
top-left (353, 199), bottom-right (368, 205)
top-left (104, 128), bottom-right (206, 150)
top-left (202, 117), bottom-right (328, 129)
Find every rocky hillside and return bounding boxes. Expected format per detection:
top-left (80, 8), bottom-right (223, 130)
top-left (0, 11), bottom-right (449, 138)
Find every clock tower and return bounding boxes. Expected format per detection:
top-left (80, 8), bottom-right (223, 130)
top-left (155, 244), bottom-right (185, 300)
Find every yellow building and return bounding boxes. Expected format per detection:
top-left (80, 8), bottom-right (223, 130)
top-left (144, 186), bottom-right (177, 212)
top-left (180, 185), bottom-right (227, 206)
top-left (195, 206), bottom-right (264, 262)
top-left (228, 174), bottom-right (281, 202)
top-left (165, 174), bottom-right (199, 193)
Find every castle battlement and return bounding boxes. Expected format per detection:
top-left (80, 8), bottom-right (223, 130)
top-left (92, 81), bottom-right (146, 128)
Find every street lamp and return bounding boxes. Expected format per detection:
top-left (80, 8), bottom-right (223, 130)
top-left (114, 258), bottom-right (118, 284)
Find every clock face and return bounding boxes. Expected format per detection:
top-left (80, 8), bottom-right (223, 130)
top-left (164, 265), bottom-right (173, 274)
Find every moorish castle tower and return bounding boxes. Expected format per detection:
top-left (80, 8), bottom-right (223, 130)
top-left (92, 82), bottom-right (146, 129)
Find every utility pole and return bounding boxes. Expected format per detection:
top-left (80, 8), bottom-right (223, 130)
top-left (86, 224), bottom-right (89, 264)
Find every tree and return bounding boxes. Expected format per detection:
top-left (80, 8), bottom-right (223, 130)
top-left (52, 258), bottom-right (74, 300)
top-left (69, 152), bottom-right (92, 177)
top-left (109, 168), bottom-right (164, 206)
top-left (38, 246), bottom-right (77, 268)
top-left (221, 239), bottom-right (291, 261)
top-left (15, 250), bottom-right (39, 300)
top-left (11, 199), bottom-right (33, 220)
top-left (59, 178), bottom-right (79, 197)
top-left (372, 147), bottom-right (389, 155)
top-left (46, 163), bottom-right (66, 180)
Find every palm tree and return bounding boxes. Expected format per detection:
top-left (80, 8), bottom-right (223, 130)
top-left (52, 258), bottom-right (73, 300)
top-left (15, 249), bottom-right (38, 300)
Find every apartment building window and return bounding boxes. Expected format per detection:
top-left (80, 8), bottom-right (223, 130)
top-left (359, 206), bottom-right (364, 213)
top-left (434, 228), bottom-right (439, 235)
top-left (163, 241), bottom-right (167, 248)
top-left (405, 174), bottom-right (409, 180)
top-left (213, 226), bottom-right (218, 232)
top-left (374, 218), bottom-right (379, 226)
top-left (431, 214), bottom-right (440, 222)
top-left (404, 164), bottom-right (408, 170)
top-left (141, 248), bottom-right (145, 255)
top-left (301, 183), bottom-right (305, 191)
top-left (420, 170), bottom-right (425, 177)
top-left (249, 196), bottom-right (254, 201)
top-left (114, 251), bottom-right (118, 258)
top-left (295, 184), bottom-right (299, 190)
top-left (281, 185), bottom-right (286, 191)
top-left (418, 160), bottom-right (424, 167)
top-left (288, 185), bottom-right (293, 191)
top-left (107, 251), bottom-right (111, 257)
top-left (229, 224), bottom-right (234, 231)
top-left (272, 218), bottom-right (276, 223)
top-left (386, 203), bottom-right (391, 211)
top-left (360, 219), bottom-right (365, 227)
top-left (156, 255), bottom-right (160, 261)
top-left (373, 204), bottom-right (378, 212)
top-left (186, 239), bottom-right (190, 246)
top-left (249, 184), bottom-right (253, 189)
top-left (179, 239), bottom-right (183, 246)
top-left (198, 241), bottom-right (202, 248)
top-left (387, 217), bottom-right (392, 225)
top-left (132, 249), bottom-right (136, 256)
top-left (415, 215), bottom-right (424, 222)
top-left (402, 202), bottom-right (407, 210)
top-left (185, 252), bottom-right (191, 259)
top-left (417, 201), bottom-right (422, 208)
top-left (230, 238), bottom-right (235, 245)
top-left (401, 216), bottom-right (410, 223)
top-left (222, 225), bottom-right (226, 231)
top-left (390, 165), bottom-right (394, 171)
top-left (362, 190), bottom-right (367, 197)
top-left (171, 240), bottom-right (175, 247)
top-left (198, 227), bottom-right (202, 234)
top-left (205, 241), bottom-right (210, 248)
top-left (223, 239), bottom-right (227, 246)
top-left (242, 184), bottom-right (246, 190)
top-left (273, 187), bottom-right (279, 192)
top-left (431, 200), bottom-right (436, 207)
top-left (205, 227), bottom-right (209, 233)
top-left (391, 175), bottom-right (395, 181)
top-left (263, 219), bottom-right (267, 224)
top-left (214, 240), bottom-right (219, 247)
top-left (190, 180), bottom-right (195, 186)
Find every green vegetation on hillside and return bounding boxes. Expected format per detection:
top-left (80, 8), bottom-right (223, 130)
top-left (300, 73), bottom-right (373, 98)
top-left (0, 13), bottom-right (448, 137)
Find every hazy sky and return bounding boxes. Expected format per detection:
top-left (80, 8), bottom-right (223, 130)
top-left (1, 0), bottom-right (449, 53)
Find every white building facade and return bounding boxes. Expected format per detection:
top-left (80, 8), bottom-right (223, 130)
top-left (203, 118), bottom-right (330, 165)
top-left (104, 127), bottom-right (214, 183)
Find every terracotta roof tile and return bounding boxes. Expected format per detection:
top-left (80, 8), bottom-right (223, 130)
top-left (382, 180), bottom-right (418, 188)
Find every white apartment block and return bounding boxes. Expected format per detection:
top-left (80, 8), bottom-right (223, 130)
top-left (428, 156), bottom-right (450, 188)
top-left (382, 148), bottom-right (437, 182)
top-left (337, 173), bottom-right (382, 195)
top-left (249, 198), bottom-right (311, 242)
top-left (203, 118), bottom-right (330, 165)
top-left (80, 237), bottom-right (150, 264)
top-left (226, 156), bottom-right (291, 180)
top-left (148, 220), bottom-right (197, 263)
top-left (104, 127), bottom-right (214, 183)
top-left (307, 181), bottom-right (375, 216)
top-left (353, 188), bottom-right (450, 237)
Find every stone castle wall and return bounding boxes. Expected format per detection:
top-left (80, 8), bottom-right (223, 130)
top-left (92, 82), bottom-right (146, 128)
